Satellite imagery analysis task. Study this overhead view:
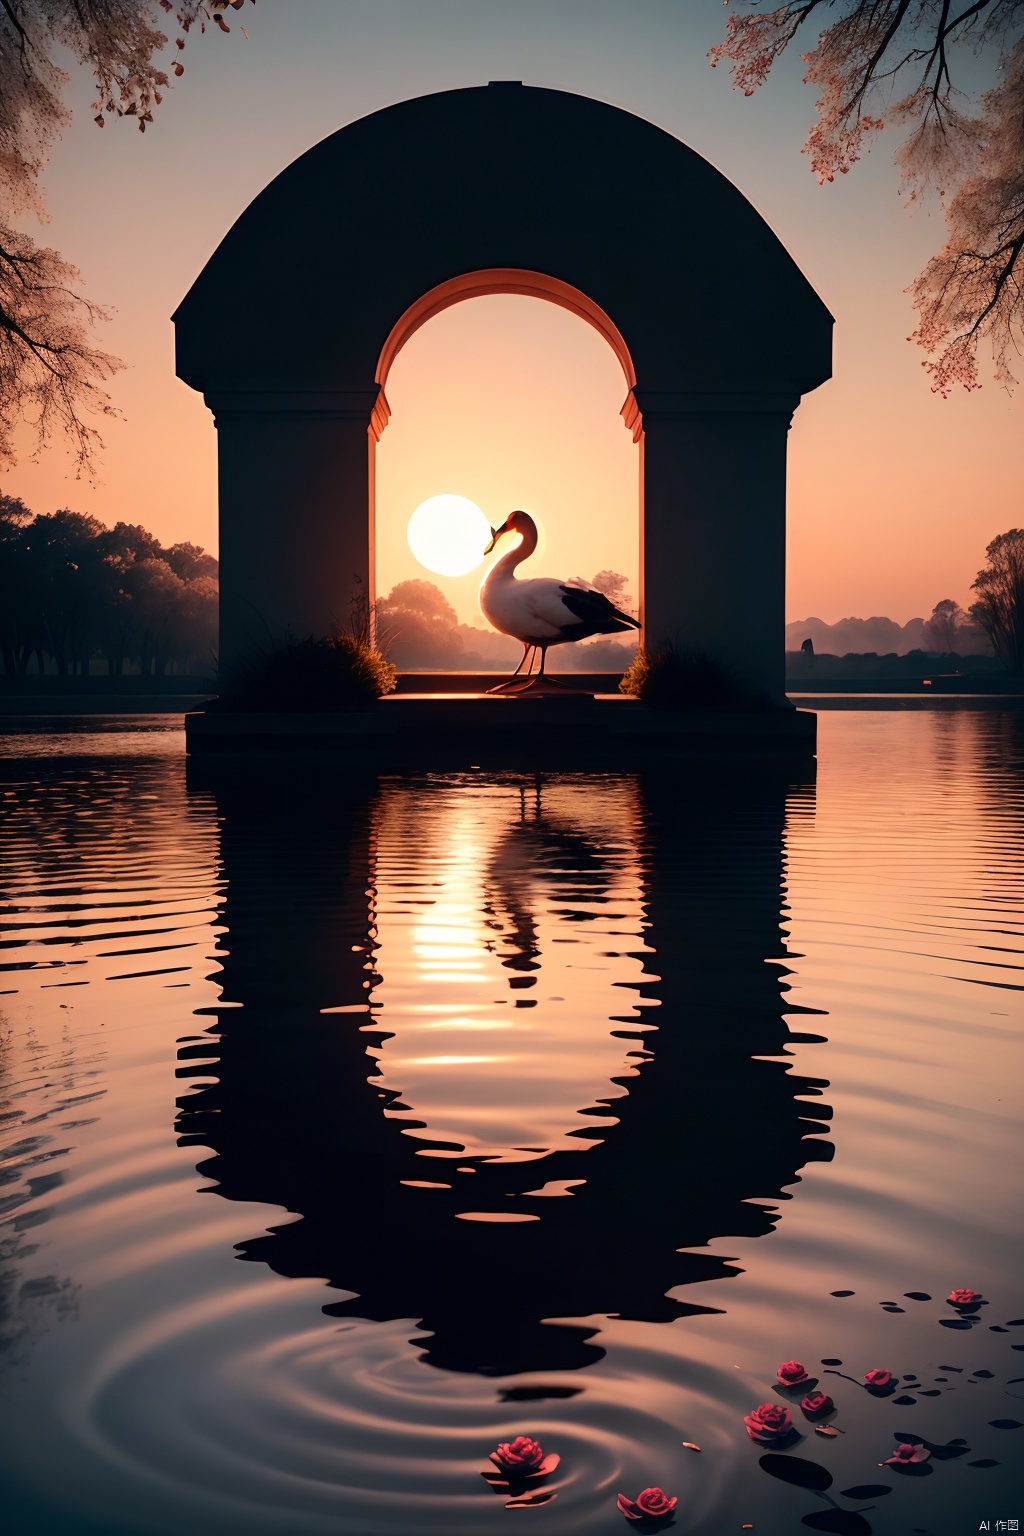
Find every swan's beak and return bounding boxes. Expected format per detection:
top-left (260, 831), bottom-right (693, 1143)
top-left (484, 520), bottom-right (508, 556)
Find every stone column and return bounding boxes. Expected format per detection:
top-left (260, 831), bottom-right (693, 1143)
top-left (635, 393), bottom-right (798, 708)
top-left (207, 389), bottom-right (384, 689)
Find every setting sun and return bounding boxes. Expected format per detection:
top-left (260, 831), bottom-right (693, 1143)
top-left (407, 494), bottom-right (492, 577)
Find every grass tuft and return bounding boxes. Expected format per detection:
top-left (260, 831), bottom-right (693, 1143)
top-left (619, 646), bottom-right (754, 710)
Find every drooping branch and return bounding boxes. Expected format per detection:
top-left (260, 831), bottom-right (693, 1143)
top-left (909, 35), bottom-right (1024, 391)
top-left (710, 0), bottom-right (1024, 390)
top-left (0, 220), bottom-right (121, 471)
top-left (0, 1), bottom-right (254, 472)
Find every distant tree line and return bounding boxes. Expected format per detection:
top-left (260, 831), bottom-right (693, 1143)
top-left (789, 536), bottom-right (1024, 675)
top-left (0, 497), bottom-right (218, 677)
top-left (786, 600), bottom-right (992, 659)
top-left (4, 500), bottom-right (1020, 680)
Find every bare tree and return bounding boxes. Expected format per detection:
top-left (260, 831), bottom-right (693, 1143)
top-left (1, 1), bottom-right (252, 473)
top-left (970, 528), bottom-right (1024, 671)
top-left (710, 1), bottom-right (1024, 394)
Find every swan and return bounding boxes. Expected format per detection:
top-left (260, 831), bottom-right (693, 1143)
top-left (480, 510), bottom-right (640, 692)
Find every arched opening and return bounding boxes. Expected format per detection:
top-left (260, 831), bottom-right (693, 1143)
top-left (371, 270), bottom-right (642, 673)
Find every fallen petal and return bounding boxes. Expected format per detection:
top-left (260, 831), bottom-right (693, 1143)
top-left (682, 1441), bottom-right (702, 1451)
top-left (815, 1425), bottom-right (839, 1438)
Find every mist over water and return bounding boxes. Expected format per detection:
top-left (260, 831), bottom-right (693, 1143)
top-left (0, 712), bottom-right (1021, 1533)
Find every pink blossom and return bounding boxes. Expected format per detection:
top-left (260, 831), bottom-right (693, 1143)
top-left (864, 1368), bottom-right (893, 1390)
top-left (800, 1390), bottom-right (833, 1418)
top-left (617, 1487), bottom-right (678, 1522)
top-left (744, 1402), bottom-right (793, 1444)
top-left (777, 1360), bottom-right (810, 1386)
top-left (488, 1436), bottom-right (560, 1479)
top-left (884, 1442), bottom-right (930, 1466)
top-left (947, 1287), bottom-right (983, 1306)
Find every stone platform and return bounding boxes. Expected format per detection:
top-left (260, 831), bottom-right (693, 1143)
top-left (185, 693), bottom-right (816, 765)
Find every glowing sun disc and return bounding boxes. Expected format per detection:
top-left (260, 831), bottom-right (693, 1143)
top-left (407, 494), bottom-right (491, 577)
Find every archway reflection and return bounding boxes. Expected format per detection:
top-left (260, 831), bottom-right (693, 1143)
top-left (179, 763), bottom-right (831, 1375)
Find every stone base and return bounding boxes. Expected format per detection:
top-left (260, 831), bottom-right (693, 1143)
top-left (185, 693), bottom-right (816, 765)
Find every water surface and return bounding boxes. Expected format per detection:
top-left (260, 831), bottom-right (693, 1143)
top-left (1, 711), bottom-right (1021, 1534)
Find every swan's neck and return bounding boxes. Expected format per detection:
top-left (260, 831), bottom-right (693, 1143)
top-left (492, 523), bottom-right (537, 581)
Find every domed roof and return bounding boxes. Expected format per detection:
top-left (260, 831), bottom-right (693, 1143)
top-left (174, 83), bottom-right (831, 397)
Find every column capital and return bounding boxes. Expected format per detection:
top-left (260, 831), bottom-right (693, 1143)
top-left (203, 384), bottom-right (387, 429)
top-left (632, 390), bottom-right (799, 423)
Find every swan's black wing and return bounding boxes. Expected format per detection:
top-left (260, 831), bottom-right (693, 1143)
top-left (556, 585), bottom-right (641, 638)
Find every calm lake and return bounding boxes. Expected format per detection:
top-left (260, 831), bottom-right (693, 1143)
top-left (1, 711), bottom-right (1021, 1535)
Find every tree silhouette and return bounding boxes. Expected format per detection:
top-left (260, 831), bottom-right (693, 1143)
top-left (0, 501), bottom-right (217, 675)
top-left (970, 528), bottom-right (1024, 672)
top-left (922, 598), bottom-right (967, 652)
top-left (711, 1), bottom-right (1024, 393)
top-left (589, 568), bottom-right (637, 618)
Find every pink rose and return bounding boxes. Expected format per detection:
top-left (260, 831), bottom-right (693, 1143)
top-left (744, 1402), bottom-right (793, 1444)
top-left (884, 1442), bottom-right (930, 1466)
top-left (864, 1368), bottom-right (893, 1390)
top-left (488, 1436), bottom-right (560, 1479)
top-left (777, 1360), bottom-right (810, 1386)
top-left (617, 1487), bottom-right (678, 1522)
top-left (947, 1287), bottom-right (983, 1307)
top-left (800, 1391), bottom-right (833, 1418)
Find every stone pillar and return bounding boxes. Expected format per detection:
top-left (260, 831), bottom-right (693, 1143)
top-left (207, 389), bottom-right (384, 689)
top-left (635, 393), bottom-right (798, 708)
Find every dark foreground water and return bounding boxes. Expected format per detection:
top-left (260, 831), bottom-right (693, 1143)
top-left (0, 712), bottom-right (1021, 1535)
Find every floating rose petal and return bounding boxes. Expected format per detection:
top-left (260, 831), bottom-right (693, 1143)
top-left (777, 1360), bottom-right (811, 1386)
top-left (506, 1491), bottom-right (557, 1509)
top-left (801, 1391), bottom-right (834, 1418)
top-left (815, 1424), bottom-right (839, 1438)
top-left (682, 1442), bottom-right (701, 1452)
top-left (864, 1368), bottom-right (893, 1391)
top-left (617, 1487), bottom-right (678, 1522)
top-left (884, 1442), bottom-right (930, 1465)
top-left (947, 1288), bottom-right (983, 1307)
top-left (744, 1402), bottom-right (793, 1444)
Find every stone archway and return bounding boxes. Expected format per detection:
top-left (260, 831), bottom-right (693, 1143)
top-left (174, 82), bottom-right (832, 701)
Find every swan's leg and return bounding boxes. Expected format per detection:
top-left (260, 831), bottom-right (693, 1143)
top-left (501, 646), bottom-right (539, 692)
top-left (505, 643), bottom-right (577, 694)
top-left (487, 644), bottom-right (533, 694)
top-left (532, 644), bottom-right (573, 689)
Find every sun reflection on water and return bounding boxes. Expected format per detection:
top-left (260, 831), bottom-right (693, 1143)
top-left (368, 780), bottom-right (654, 1164)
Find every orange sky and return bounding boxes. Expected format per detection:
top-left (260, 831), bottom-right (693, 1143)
top-left (3, 2), bottom-right (1020, 626)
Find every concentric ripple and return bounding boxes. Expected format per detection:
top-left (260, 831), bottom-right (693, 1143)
top-left (69, 1291), bottom-right (749, 1534)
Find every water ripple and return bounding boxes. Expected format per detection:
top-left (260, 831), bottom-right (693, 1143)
top-left (0, 711), bottom-right (1021, 1532)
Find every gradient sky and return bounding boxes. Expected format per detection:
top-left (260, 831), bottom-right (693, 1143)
top-left (4, 0), bottom-right (1020, 625)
